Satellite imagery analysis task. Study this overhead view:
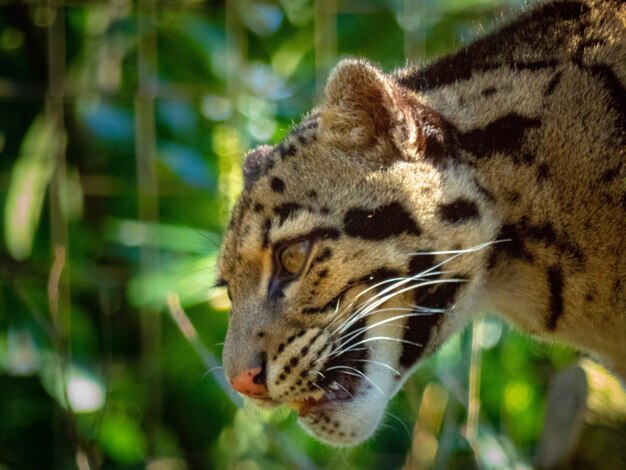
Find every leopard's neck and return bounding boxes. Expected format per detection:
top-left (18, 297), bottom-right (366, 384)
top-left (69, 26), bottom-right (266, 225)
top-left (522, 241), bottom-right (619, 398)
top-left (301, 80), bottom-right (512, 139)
top-left (397, 0), bottom-right (626, 371)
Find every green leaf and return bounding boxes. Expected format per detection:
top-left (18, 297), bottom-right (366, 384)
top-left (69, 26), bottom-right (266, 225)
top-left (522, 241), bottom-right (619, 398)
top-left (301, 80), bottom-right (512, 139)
top-left (98, 412), bottom-right (147, 464)
top-left (4, 114), bottom-right (64, 260)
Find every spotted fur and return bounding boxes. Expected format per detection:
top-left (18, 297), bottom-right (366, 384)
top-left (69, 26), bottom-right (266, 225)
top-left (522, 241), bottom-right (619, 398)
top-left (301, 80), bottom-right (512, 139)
top-left (218, 0), bottom-right (626, 446)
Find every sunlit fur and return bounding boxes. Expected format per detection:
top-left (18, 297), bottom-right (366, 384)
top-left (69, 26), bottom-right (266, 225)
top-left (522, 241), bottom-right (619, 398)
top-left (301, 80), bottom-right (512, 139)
top-left (218, 0), bottom-right (626, 447)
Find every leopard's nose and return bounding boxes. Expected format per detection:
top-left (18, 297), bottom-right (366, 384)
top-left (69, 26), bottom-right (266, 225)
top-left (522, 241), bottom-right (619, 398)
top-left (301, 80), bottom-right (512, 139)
top-left (229, 367), bottom-right (268, 398)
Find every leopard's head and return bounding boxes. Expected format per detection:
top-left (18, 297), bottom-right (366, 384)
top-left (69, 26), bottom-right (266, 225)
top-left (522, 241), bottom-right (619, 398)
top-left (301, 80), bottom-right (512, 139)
top-left (217, 59), bottom-right (497, 445)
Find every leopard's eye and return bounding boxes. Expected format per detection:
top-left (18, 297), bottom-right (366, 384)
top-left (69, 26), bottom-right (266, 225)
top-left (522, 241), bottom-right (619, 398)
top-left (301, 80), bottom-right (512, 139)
top-left (279, 240), bottom-right (311, 275)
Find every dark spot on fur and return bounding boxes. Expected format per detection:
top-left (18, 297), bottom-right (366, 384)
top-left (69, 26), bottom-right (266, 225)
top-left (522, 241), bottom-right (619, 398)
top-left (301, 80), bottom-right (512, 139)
top-left (408, 253), bottom-right (436, 277)
top-left (318, 269), bottom-right (329, 279)
top-left (585, 291), bottom-right (595, 302)
top-left (274, 203), bottom-right (302, 224)
top-left (519, 152), bottom-right (535, 166)
top-left (488, 223), bottom-right (534, 269)
top-left (302, 283), bottom-right (353, 314)
top-left (489, 217), bottom-right (584, 269)
top-left (344, 202), bottom-right (421, 240)
top-left (537, 163), bottom-right (550, 182)
top-left (277, 343), bottom-right (285, 354)
top-left (600, 165), bottom-right (622, 183)
top-left (474, 179), bottom-right (496, 202)
top-left (438, 198), bottom-right (480, 224)
top-left (308, 190), bottom-right (318, 199)
top-left (424, 132), bottom-right (449, 163)
top-left (257, 331), bottom-right (265, 338)
top-left (306, 247), bottom-right (333, 276)
top-left (458, 114), bottom-right (541, 158)
top-left (271, 177), bottom-right (286, 193)
top-left (277, 142), bottom-right (297, 159)
top-left (507, 192), bottom-right (521, 204)
top-left (545, 71), bottom-right (562, 96)
top-left (354, 268), bottom-right (400, 286)
top-left (286, 334), bottom-right (296, 345)
top-left (320, 207), bottom-right (331, 215)
top-left (314, 247), bottom-right (332, 263)
top-left (302, 227), bottom-right (340, 243)
top-left (261, 218), bottom-right (272, 248)
top-left (420, 108), bottom-right (459, 165)
top-left (546, 266), bottom-right (565, 330)
top-left (253, 203), bottom-right (264, 213)
top-left (481, 87), bottom-right (497, 97)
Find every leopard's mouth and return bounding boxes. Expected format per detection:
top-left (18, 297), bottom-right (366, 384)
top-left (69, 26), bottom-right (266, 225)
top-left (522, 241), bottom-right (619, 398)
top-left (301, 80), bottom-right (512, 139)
top-left (289, 379), bottom-right (355, 416)
top-left (289, 338), bottom-right (368, 416)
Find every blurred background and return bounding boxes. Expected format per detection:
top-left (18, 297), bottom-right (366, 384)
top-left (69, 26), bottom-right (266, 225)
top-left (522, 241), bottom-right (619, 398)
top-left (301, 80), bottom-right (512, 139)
top-left (3, 0), bottom-right (620, 468)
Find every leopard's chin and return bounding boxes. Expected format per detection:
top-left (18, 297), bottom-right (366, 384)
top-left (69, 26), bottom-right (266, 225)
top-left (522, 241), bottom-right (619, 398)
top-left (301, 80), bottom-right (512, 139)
top-left (296, 385), bottom-right (393, 446)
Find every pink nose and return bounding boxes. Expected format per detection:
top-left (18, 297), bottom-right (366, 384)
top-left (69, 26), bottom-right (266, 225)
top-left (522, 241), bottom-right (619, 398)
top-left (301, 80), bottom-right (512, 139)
top-left (229, 367), bottom-right (268, 399)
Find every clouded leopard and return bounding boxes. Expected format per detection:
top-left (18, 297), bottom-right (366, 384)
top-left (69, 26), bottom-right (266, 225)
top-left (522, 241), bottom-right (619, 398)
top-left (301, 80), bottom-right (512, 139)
top-left (217, 0), bottom-right (626, 446)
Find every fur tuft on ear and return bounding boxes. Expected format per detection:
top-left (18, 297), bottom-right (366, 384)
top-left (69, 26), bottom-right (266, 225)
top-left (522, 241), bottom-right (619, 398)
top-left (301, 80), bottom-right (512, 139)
top-left (242, 145), bottom-right (273, 189)
top-left (319, 59), bottom-right (422, 158)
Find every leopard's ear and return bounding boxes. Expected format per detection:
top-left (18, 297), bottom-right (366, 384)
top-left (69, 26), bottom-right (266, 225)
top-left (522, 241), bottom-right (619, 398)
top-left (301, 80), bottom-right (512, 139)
top-left (320, 59), bottom-right (421, 158)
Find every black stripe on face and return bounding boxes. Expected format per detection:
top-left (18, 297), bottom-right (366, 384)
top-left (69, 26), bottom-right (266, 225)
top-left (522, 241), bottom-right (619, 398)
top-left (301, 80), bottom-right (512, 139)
top-left (274, 203), bottom-right (302, 225)
top-left (344, 202), bottom-right (422, 240)
top-left (399, 311), bottom-right (440, 369)
top-left (413, 277), bottom-right (466, 311)
top-left (438, 198), bottom-right (480, 224)
top-left (546, 265), bottom-right (564, 330)
top-left (408, 253), bottom-right (437, 277)
top-left (399, 278), bottom-right (465, 368)
top-left (301, 267), bottom-right (398, 314)
top-left (261, 218), bottom-right (272, 248)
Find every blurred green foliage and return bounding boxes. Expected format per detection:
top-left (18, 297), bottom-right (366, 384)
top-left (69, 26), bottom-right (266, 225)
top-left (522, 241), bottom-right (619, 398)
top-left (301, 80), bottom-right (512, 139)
top-left (0, 0), bottom-right (582, 469)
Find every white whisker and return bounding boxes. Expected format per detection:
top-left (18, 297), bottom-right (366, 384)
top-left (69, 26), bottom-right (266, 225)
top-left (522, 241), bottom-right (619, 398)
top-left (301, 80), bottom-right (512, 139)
top-left (347, 358), bottom-right (401, 376)
top-left (335, 278), bottom-right (464, 337)
top-left (333, 336), bottom-right (423, 357)
top-left (202, 366), bottom-right (224, 380)
top-left (324, 365), bottom-right (385, 397)
top-left (331, 311), bottom-right (441, 358)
